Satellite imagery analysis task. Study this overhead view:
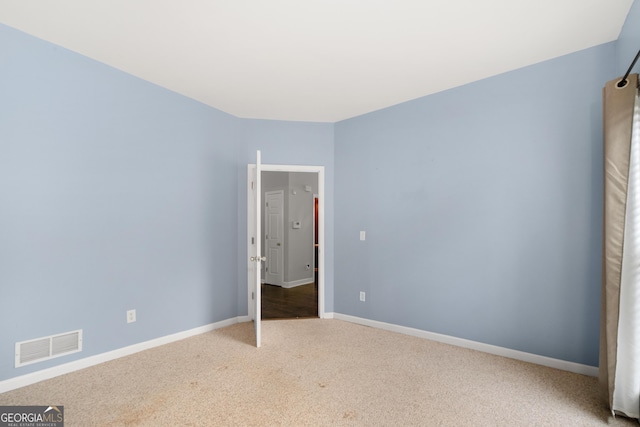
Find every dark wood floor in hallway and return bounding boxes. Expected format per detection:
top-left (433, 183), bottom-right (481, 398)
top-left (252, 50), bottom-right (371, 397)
top-left (261, 282), bottom-right (318, 319)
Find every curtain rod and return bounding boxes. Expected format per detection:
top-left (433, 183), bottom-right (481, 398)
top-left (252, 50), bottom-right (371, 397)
top-left (618, 49), bottom-right (640, 88)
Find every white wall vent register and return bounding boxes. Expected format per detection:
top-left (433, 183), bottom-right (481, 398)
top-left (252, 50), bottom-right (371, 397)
top-left (15, 330), bottom-right (83, 367)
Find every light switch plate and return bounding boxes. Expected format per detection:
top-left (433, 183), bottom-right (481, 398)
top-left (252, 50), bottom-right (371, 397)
top-left (360, 231), bottom-right (366, 241)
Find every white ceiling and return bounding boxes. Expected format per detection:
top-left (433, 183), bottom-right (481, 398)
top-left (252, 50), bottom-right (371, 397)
top-left (0, 1), bottom-right (634, 122)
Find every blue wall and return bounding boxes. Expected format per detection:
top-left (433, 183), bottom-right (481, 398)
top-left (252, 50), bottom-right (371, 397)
top-left (334, 43), bottom-right (615, 366)
top-left (0, 24), bottom-right (241, 380)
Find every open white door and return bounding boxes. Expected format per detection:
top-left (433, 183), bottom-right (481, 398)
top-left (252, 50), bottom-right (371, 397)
top-left (248, 150), bottom-right (263, 347)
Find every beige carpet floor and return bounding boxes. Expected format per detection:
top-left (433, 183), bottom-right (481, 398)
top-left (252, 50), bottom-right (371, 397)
top-left (0, 319), bottom-right (637, 426)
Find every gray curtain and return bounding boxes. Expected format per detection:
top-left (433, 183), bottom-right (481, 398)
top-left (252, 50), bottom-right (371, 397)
top-left (600, 72), bottom-right (639, 417)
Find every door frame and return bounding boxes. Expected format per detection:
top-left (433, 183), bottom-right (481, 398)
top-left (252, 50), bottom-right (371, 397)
top-left (247, 164), bottom-right (325, 320)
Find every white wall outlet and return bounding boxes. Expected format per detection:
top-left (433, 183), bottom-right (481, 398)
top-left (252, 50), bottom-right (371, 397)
top-left (360, 231), bottom-right (366, 241)
top-left (359, 291), bottom-right (366, 302)
top-left (127, 309), bottom-right (136, 323)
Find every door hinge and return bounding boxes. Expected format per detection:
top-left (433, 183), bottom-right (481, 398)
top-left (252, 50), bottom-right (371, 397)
top-left (251, 181), bottom-right (254, 190)
top-left (251, 237), bottom-right (255, 245)
top-left (266, 267), bottom-right (268, 272)
top-left (252, 292), bottom-right (254, 300)
top-left (266, 202), bottom-right (269, 207)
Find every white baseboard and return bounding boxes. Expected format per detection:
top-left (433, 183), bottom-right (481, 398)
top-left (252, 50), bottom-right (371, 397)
top-left (281, 278), bottom-right (314, 289)
top-left (1, 313), bottom-right (597, 394)
top-left (332, 313), bottom-right (598, 377)
top-left (0, 316), bottom-right (249, 394)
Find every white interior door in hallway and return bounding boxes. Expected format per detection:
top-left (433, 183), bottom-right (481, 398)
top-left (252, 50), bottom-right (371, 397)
top-left (264, 190), bottom-right (284, 286)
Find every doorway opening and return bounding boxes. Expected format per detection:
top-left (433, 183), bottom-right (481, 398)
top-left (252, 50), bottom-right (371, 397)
top-left (261, 171), bottom-right (318, 319)
top-left (247, 163), bottom-right (325, 329)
